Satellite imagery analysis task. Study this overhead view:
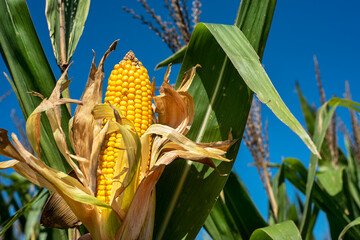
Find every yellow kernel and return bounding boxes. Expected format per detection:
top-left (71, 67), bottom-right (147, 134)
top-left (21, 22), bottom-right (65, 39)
top-left (97, 196), bottom-right (106, 202)
top-left (105, 174), bottom-right (114, 179)
top-left (98, 190), bottom-right (105, 196)
top-left (106, 162), bottom-right (115, 168)
top-left (128, 93), bottom-right (135, 100)
top-left (98, 180), bottom-right (106, 185)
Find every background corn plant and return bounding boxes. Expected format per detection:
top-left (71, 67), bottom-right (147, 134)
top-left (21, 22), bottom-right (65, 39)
top-left (1, 0), bottom-right (356, 239)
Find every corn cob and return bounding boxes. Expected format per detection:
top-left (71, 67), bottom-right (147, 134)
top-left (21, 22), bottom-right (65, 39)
top-left (97, 51), bottom-right (152, 204)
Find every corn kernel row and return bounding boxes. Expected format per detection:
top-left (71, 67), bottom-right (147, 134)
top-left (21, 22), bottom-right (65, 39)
top-left (96, 51), bottom-right (152, 204)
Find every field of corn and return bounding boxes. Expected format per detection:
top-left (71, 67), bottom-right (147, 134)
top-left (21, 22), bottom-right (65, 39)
top-left (1, 0), bottom-right (360, 239)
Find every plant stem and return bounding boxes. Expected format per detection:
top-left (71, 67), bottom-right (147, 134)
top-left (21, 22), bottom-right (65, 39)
top-left (58, 0), bottom-right (67, 70)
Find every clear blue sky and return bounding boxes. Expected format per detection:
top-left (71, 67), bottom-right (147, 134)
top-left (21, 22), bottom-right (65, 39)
top-left (1, 1), bottom-right (360, 239)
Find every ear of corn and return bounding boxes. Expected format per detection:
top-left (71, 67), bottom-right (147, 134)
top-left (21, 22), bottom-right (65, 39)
top-left (97, 51), bottom-right (152, 204)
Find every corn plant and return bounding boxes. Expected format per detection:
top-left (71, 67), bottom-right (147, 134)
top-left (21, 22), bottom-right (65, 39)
top-left (0, 0), bottom-right (322, 239)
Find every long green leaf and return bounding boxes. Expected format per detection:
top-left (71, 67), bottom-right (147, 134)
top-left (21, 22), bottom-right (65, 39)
top-left (295, 82), bottom-right (316, 136)
top-left (204, 172), bottom-right (266, 239)
top-left (0, 189), bottom-right (46, 237)
top-left (300, 101), bottom-right (338, 236)
top-left (155, 46), bottom-right (187, 70)
top-left (154, 1), bottom-right (276, 239)
top-left (299, 97), bottom-right (360, 236)
top-left (45, 0), bottom-right (90, 66)
top-left (0, 0), bottom-right (70, 172)
top-left (283, 158), bottom-right (360, 239)
top-left (270, 164), bottom-right (287, 223)
top-left (204, 196), bottom-right (242, 240)
top-left (224, 172), bottom-right (267, 237)
top-left (205, 23), bottom-right (318, 156)
top-left (338, 217), bottom-right (360, 240)
top-left (250, 221), bottom-right (302, 240)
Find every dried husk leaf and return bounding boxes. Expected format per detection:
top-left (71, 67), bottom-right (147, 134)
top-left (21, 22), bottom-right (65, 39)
top-left (146, 124), bottom-right (231, 162)
top-left (0, 130), bottom-right (110, 211)
top-left (26, 66), bottom-right (86, 187)
top-left (153, 64), bottom-right (197, 135)
top-left (72, 40), bottom-right (118, 183)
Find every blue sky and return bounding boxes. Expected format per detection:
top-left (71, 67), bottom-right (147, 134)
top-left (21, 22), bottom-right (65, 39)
top-left (1, 1), bottom-right (360, 239)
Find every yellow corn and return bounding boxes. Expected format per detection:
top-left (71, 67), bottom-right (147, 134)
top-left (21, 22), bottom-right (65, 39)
top-left (96, 51), bottom-right (152, 204)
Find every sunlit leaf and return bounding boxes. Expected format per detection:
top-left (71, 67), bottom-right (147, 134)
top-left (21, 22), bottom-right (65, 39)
top-left (154, 0), bottom-right (277, 239)
top-left (155, 46), bottom-right (187, 70)
top-left (250, 221), bottom-right (301, 240)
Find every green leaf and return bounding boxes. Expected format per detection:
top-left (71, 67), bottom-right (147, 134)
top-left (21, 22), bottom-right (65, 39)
top-left (250, 221), bottom-right (302, 240)
top-left (24, 191), bottom-right (50, 240)
top-left (270, 164), bottom-right (287, 223)
top-left (155, 46), bottom-right (187, 70)
top-left (338, 217), bottom-right (360, 240)
top-left (0, 0), bottom-right (71, 172)
top-left (0, 189), bottom-right (46, 237)
top-left (317, 167), bottom-right (345, 196)
top-left (45, 0), bottom-right (90, 66)
top-left (154, 1), bottom-right (277, 239)
top-left (300, 101), bottom-right (338, 236)
top-left (204, 23), bottom-right (318, 156)
top-left (204, 197), bottom-right (242, 240)
top-left (223, 172), bottom-right (267, 237)
top-left (295, 82), bottom-right (316, 136)
top-left (283, 158), bottom-right (360, 239)
top-left (204, 172), bottom-right (266, 239)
